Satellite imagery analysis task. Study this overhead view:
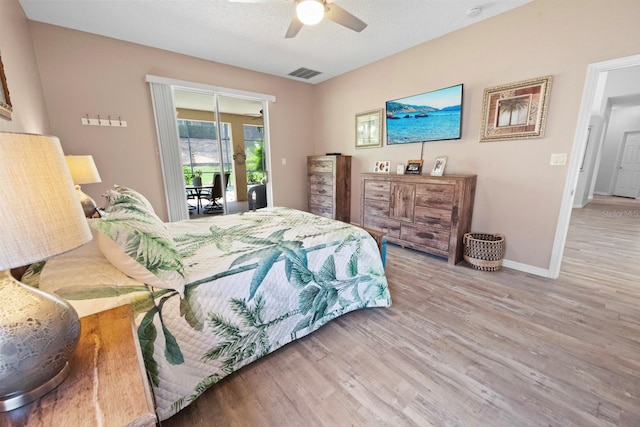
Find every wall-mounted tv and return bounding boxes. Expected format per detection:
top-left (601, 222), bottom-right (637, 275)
top-left (386, 84), bottom-right (463, 145)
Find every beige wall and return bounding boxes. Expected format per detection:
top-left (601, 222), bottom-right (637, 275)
top-left (27, 21), bottom-right (314, 221)
top-left (0, 1), bottom-right (50, 134)
top-left (6, 0), bottom-right (640, 272)
top-left (313, 0), bottom-right (640, 270)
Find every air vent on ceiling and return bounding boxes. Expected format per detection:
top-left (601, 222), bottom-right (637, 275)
top-left (288, 67), bottom-right (322, 80)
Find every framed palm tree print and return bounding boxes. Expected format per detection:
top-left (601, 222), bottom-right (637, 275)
top-left (479, 75), bottom-right (552, 142)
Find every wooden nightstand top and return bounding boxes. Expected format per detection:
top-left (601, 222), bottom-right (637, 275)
top-left (1, 305), bottom-right (156, 427)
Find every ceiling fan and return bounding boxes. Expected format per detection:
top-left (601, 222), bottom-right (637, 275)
top-left (229, 0), bottom-right (367, 38)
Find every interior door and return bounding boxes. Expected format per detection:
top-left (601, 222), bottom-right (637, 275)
top-left (613, 130), bottom-right (640, 198)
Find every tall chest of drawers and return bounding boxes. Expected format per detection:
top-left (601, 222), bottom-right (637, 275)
top-left (307, 155), bottom-right (351, 222)
top-left (361, 173), bottom-right (476, 265)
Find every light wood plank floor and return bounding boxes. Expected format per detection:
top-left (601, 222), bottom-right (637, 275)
top-left (162, 196), bottom-right (640, 426)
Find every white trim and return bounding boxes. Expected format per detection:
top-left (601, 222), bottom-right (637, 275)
top-left (501, 259), bottom-right (555, 278)
top-left (549, 54), bottom-right (640, 278)
top-left (145, 75), bottom-right (276, 103)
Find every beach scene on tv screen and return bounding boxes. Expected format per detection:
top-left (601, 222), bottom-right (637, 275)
top-left (386, 84), bottom-right (462, 144)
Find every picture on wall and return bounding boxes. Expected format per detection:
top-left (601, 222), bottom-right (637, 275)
top-left (479, 75), bottom-right (553, 142)
top-left (355, 109), bottom-right (383, 148)
top-left (0, 52), bottom-right (12, 120)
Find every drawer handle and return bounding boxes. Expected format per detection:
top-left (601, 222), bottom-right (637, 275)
top-left (318, 189), bottom-right (326, 194)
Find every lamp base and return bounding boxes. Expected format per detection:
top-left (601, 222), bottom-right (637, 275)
top-left (75, 185), bottom-right (100, 218)
top-left (0, 362), bottom-right (70, 412)
top-left (0, 270), bottom-right (80, 412)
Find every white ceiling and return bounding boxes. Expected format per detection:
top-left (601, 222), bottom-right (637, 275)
top-left (19, 0), bottom-right (532, 85)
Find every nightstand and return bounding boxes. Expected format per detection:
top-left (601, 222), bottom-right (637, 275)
top-left (0, 305), bottom-right (156, 426)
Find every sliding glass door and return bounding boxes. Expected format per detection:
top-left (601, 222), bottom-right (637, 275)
top-left (147, 75), bottom-right (274, 221)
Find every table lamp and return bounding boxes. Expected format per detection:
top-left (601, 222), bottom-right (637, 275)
top-left (65, 155), bottom-right (102, 217)
top-left (0, 132), bottom-right (92, 411)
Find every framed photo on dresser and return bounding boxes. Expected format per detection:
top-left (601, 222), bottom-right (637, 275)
top-left (430, 157), bottom-right (447, 176)
top-left (405, 160), bottom-right (423, 174)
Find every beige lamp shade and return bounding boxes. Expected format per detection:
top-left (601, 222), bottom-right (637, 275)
top-left (0, 133), bottom-right (92, 268)
top-left (65, 155), bottom-right (102, 185)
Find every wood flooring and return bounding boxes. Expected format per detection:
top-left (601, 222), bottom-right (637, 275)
top-left (161, 195), bottom-right (640, 426)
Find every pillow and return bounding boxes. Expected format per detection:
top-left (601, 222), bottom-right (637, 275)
top-left (106, 184), bottom-right (156, 213)
top-left (92, 187), bottom-right (185, 295)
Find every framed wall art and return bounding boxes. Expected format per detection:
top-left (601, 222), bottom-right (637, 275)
top-left (405, 159), bottom-right (423, 174)
top-left (374, 160), bottom-right (390, 173)
top-left (430, 157), bottom-right (447, 176)
top-left (0, 52), bottom-right (12, 120)
top-left (479, 75), bottom-right (553, 142)
top-left (355, 109), bottom-right (383, 148)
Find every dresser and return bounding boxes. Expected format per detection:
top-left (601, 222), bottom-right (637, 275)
top-left (308, 155), bottom-right (351, 222)
top-left (360, 173), bottom-right (476, 265)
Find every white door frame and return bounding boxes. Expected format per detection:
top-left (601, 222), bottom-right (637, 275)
top-left (549, 53), bottom-right (640, 278)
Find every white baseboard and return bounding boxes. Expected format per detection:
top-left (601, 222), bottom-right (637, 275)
top-left (501, 259), bottom-right (556, 278)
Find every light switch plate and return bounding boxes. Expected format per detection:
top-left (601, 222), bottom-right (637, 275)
top-left (550, 153), bottom-right (567, 166)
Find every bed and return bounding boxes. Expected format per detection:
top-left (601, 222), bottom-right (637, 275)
top-left (26, 186), bottom-right (391, 421)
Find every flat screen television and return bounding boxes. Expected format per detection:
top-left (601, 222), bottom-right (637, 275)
top-left (386, 84), bottom-right (463, 145)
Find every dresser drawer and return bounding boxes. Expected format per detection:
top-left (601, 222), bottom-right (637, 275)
top-left (309, 174), bottom-right (334, 186)
top-left (310, 193), bottom-right (333, 208)
top-left (363, 199), bottom-right (390, 217)
top-left (308, 159), bottom-right (334, 173)
top-left (415, 183), bottom-right (454, 209)
top-left (400, 223), bottom-right (450, 251)
top-left (310, 204), bottom-right (333, 218)
top-left (364, 180), bottom-right (390, 196)
top-left (363, 215), bottom-right (400, 238)
top-left (414, 206), bottom-right (452, 230)
top-left (310, 183), bottom-right (333, 196)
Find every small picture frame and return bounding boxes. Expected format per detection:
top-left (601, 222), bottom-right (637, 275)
top-left (374, 160), bottom-right (391, 173)
top-left (405, 159), bottom-right (423, 175)
top-left (430, 157), bottom-right (447, 176)
top-left (355, 109), bottom-right (383, 148)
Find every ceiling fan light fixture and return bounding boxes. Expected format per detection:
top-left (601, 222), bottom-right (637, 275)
top-left (296, 0), bottom-right (324, 26)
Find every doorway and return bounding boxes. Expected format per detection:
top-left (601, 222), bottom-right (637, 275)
top-left (550, 54), bottom-right (640, 277)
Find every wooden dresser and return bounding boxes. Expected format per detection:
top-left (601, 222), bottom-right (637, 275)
top-left (308, 155), bottom-right (351, 222)
top-left (360, 173), bottom-right (476, 265)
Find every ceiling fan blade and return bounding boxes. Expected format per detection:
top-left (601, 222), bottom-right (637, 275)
top-left (285, 15), bottom-right (304, 38)
top-left (324, 3), bottom-right (367, 32)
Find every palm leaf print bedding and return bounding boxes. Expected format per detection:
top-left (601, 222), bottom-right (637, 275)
top-left (42, 207), bottom-right (391, 421)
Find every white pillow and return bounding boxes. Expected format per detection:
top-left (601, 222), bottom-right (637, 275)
top-left (91, 186), bottom-right (186, 296)
top-left (96, 232), bottom-right (185, 296)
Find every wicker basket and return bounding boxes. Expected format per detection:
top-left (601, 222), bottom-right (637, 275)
top-left (463, 232), bottom-right (505, 271)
